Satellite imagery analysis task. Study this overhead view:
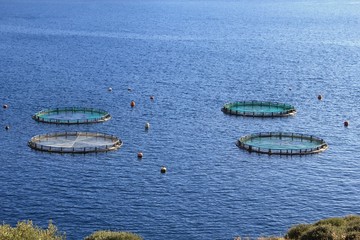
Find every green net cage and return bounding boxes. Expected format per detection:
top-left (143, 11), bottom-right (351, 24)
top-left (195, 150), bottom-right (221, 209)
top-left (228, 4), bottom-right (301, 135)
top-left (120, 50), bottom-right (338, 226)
top-left (222, 101), bottom-right (296, 117)
top-left (32, 107), bottom-right (111, 124)
top-left (28, 132), bottom-right (122, 154)
top-left (237, 132), bottom-right (328, 155)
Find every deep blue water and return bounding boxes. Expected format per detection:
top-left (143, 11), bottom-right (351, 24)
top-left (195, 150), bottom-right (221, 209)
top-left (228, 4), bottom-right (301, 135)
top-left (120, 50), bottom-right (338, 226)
top-left (1, 0), bottom-right (360, 239)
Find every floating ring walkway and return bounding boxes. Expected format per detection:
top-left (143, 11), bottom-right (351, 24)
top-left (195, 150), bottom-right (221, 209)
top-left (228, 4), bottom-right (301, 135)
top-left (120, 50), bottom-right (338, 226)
top-left (222, 101), bottom-right (296, 117)
top-left (237, 132), bottom-right (328, 155)
top-left (32, 107), bottom-right (111, 124)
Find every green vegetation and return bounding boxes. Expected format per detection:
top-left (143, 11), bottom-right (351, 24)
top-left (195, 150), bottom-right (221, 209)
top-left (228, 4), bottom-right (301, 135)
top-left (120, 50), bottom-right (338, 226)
top-left (236, 215), bottom-right (360, 240)
top-left (84, 230), bottom-right (143, 240)
top-left (0, 220), bottom-right (65, 240)
top-left (1, 215), bottom-right (359, 240)
top-left (285, 215), bottom-right (360, 240)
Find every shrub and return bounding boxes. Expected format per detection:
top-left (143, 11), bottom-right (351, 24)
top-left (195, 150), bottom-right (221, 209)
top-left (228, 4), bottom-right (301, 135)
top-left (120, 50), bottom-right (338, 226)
top-left (299, 225), bottom-right (342, 240)
top-left (258, 237), bottom-right (284, 240)
top-left (285, 215), bottom-right (360, 240)
top-left (84, 230), bottom-right (143, 240)
top-left (344, 216), bottom-right (360, 223)
top-left (345, 216), bottom-right (360, 232)
top-left (345, 232), bottom-right (360, 240)
top-left (0, 220), bottom-right (65, 240)
top-left (348, 226), bottom-right (360, 233)
top-left (315, 218), bottom-right (346, 227)
top-left (285, 224), bottom-right (312, 240)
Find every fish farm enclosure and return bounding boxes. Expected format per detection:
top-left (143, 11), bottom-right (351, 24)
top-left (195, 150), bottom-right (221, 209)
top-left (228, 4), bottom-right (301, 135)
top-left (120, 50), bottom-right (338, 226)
top-left (28, 132), bottom-right (122, 153)
top-left (32, 107), bottom-right (111, 124)
top-left (222, 101), bottom-right (296, 117)
top-left (237, 132), bottom-right (328, 155)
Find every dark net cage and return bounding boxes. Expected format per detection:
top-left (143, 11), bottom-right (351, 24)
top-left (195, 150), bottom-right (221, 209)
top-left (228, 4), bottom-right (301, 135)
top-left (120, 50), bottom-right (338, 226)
top-left (222, 101), bottom-right (296, 117)
top-left (237, 132), bottom-right (328, 155)
top-left (32, 107), bottom-right (111, 124)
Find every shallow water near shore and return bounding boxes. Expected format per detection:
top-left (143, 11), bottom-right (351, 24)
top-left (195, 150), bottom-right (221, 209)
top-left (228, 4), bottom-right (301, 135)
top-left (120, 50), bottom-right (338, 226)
top-left (1, 0), bottom-right (360, 239)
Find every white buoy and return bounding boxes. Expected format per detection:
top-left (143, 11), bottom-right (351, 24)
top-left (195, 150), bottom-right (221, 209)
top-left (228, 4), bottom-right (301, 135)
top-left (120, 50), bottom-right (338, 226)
top-left (108, 87), bottom-right (112, 92)
top-left (5, 125), bottom-right (10, 130)
top-left (344, 120), bottom-right (349, 127)
top-left (317, 95), bottom-right (322, 100)
top-left (160, 166), bottom-right (167, 173)
top-left (137, 152), bottom-right (143, 158)
top-left (3, 104), bottom-right (8, 109)
top-left (145, 122), bottom-right (150, 130)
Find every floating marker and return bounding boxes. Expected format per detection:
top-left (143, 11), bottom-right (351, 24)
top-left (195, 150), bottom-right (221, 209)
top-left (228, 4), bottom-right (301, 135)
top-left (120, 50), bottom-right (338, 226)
top-left (137, 152), bottom-right (143, 158)
top-left (160, 166), bottom-right (167, 173)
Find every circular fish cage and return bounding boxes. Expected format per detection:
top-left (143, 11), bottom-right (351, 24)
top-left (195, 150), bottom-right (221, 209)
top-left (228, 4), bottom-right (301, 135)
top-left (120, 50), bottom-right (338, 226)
top-left (32, 107), bottom-right (111, 124)
top-left (28, 132), bottom-right (122, 154)
top-left (237, 132), bottom-right (328, 155)
top-left (222, 101), bottom-right (296, 117)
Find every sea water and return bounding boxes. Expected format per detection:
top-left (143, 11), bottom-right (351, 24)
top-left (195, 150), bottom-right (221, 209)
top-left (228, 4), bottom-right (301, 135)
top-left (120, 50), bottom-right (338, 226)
top-left (1, 0), bottom-right (360, 239)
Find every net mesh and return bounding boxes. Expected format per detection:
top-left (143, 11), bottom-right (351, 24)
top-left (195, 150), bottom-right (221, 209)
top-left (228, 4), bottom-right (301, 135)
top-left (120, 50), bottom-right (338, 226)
top-left (28, 132), bottom-right (122, 153)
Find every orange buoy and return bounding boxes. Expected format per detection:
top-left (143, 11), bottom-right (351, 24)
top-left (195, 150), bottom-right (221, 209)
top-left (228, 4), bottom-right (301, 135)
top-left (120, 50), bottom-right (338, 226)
top-left (130, 101), bottom-right (135, 107)
top-left (344, 120), bottom-right (349, 127)
top-left (137, 152), bottom-right (143, 158)
top-left (317, 95), bottom-right (322, 100)
top-left (160, 166), bottom-right (167, 173)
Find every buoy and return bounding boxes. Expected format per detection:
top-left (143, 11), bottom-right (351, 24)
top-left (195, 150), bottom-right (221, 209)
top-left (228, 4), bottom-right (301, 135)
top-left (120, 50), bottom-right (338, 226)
top-left (3, 104), bottom-right (8, 109)
top-left (150, 95), bottom-right (154, 100)
top-left (344, 120), bottom-right (349, 127)
top-left (317, 95), bottom-right (322, 100)
top-left (128, 87), bottom-right (132, 91)
top-left (108, 87), bottom-right (112, 92)
top-left (137, 152), bottom-right (143, 158)
top-left (5, 126), bottom-right (9, 130)
top-left (160, 166), bottom-right (167, 173)
top-left (145, 122), bottom-right (150, 130)
top-left (130, 101), bottom-right (135, 107)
